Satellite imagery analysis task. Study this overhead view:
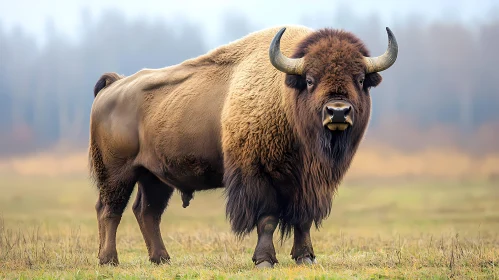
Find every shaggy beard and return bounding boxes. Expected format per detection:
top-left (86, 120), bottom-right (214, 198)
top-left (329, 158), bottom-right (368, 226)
top-left (275, 126), bottom-right (357, 239)
top-left (317, 128), bottom-right (353, 168)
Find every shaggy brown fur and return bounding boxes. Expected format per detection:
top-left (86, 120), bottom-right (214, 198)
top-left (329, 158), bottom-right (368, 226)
top-left (88, 25), bottom-right (392, 266)
top-left (275, 29), bottom-right (382, 236)
top-left (224, 28), bottom-right (382, 239)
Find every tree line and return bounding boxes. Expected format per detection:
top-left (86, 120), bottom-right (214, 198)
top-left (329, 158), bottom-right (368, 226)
top-left (0, 9), bottom-right (498, 156)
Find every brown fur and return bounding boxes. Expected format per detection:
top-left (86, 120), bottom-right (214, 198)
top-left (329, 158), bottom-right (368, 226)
top-left (277, 29), bottom-right (381, 237)
top-left (224, 28), bottom-right (382, 238)
top-left (88, 25), bottom-right (388, 265)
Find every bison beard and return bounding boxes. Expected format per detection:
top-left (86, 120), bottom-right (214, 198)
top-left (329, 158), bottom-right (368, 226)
top-left (320, 129), bottom-right (355, 167)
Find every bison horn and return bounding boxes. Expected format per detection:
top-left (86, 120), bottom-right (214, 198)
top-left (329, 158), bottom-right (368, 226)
top-left (364, 27), bottom-right (398, 73)
top-left (269, 27), bottom-right (305, 75)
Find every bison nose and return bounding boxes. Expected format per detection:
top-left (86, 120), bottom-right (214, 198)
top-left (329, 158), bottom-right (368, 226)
top-left (322, 101), bottom-right (354, 131)
top-left (326, 103), bottom-right (351, 121)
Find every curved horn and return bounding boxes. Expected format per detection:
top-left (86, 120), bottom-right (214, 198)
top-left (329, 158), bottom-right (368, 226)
top-left (364, 27), bottom-right (398, 73)
top-left (269, 27), bottom-right (305, 75)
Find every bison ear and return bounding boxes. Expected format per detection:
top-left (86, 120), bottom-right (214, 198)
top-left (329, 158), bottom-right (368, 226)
top-left (364, 72), bottom-right (382, 89)
top-left (285, 74), bottom-right (306, 90)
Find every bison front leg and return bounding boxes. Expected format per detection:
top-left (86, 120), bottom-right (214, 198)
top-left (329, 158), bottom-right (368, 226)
top-left (253, 215), bottom-right (279, 268)
top-left (132, 171), bottom-right (173, 264)
top-left (224, 167), bottom-right (280, 268)
top-left (291, 220), bottom-right (316, 265)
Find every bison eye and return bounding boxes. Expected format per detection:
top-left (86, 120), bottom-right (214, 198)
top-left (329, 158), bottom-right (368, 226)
top-left (305, 76), bottom-right (315, 90)
top-left (359, 77), bottom-right (364, 87)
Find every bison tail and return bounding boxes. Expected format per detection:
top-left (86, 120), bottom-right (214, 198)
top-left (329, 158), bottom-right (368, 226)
top-left (93, 72), bottom-right (124, 98)
top-left (88, 140), bottom-right (107, 187)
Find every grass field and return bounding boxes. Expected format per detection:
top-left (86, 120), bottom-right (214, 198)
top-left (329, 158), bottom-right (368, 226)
top-left (0, 175), bottom-right (498, 279)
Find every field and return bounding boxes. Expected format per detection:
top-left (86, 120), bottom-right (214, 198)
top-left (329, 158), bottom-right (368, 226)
top-left (0, 174), bottom-right (498, 279)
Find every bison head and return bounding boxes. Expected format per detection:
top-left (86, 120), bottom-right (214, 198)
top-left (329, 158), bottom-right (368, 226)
top-left (269, 27), bottom-right (398, 164)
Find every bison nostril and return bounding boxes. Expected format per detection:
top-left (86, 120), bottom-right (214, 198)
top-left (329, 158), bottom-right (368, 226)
top-left (345, 106), bottom-right (351, 115)
top-left (326, 106), bottom-right (336, 115)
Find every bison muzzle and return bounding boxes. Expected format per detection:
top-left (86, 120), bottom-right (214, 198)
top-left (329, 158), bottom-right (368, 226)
top-left (88, 24), bottom-right (398, 267)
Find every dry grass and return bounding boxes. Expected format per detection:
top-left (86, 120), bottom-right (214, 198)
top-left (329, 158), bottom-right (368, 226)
top-left (0, 175), bottom-right (498, 279)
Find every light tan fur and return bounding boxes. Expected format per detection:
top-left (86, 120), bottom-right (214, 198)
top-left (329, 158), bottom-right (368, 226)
top-left (89, 26), bottom-right (312, 188)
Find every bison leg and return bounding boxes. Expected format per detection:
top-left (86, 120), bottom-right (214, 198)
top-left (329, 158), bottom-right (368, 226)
top-left (253, 215), bottom-right (279, 268)
top-left (291, 220), bottom-right (316, 265)
top-left (95, 180), bottom-right (135, 265)
top-left (132, 171), bottom-right (173, 264)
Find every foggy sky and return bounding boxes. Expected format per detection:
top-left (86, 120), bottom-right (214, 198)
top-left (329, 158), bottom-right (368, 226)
top-left (2, 0), bottom-right (498, 48)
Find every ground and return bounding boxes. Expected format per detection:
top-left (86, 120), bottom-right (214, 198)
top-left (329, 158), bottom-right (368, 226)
top-left (0, 175), bottom-right (498, 279)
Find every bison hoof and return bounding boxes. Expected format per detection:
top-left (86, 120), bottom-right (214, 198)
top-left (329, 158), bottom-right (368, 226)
top-left (255, 261), bottom-right (274, 269)
top-left (295, 256), bottom-right (316, 265)
top-left (150, 256), bottom-right (170, 265)
top-left (150, 251), bottom-right (171, 265)
top-left (99, 254), bottom-right (119, 266)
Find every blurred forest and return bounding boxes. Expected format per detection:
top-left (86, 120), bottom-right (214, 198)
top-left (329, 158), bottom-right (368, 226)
top-left (1, 9), bottom-right (498, 157)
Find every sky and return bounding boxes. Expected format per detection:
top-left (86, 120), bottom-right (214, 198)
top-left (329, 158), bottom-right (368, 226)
top-left (1, 0), bottom-right (498, 48)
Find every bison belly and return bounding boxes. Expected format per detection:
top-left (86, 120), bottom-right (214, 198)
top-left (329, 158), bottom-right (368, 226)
top-left (156, 155), bottom-right (224, 192)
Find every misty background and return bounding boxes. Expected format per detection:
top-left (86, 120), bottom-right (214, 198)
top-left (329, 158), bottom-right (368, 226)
top-left (1, 0), bottom-right (498, 157)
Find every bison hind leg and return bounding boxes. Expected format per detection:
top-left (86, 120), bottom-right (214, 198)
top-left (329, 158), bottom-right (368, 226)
top-left (94, 166), bottom-right (138, 265)
top-left (90, 141), bottom-right (141, 265)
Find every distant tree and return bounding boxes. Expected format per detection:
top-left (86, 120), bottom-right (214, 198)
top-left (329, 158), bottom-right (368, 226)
top-left (0, 9), bottom-right (498, 155)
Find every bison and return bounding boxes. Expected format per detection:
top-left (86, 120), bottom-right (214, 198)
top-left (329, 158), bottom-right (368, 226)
top-left (88, 24), bottom-right (398, 268)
